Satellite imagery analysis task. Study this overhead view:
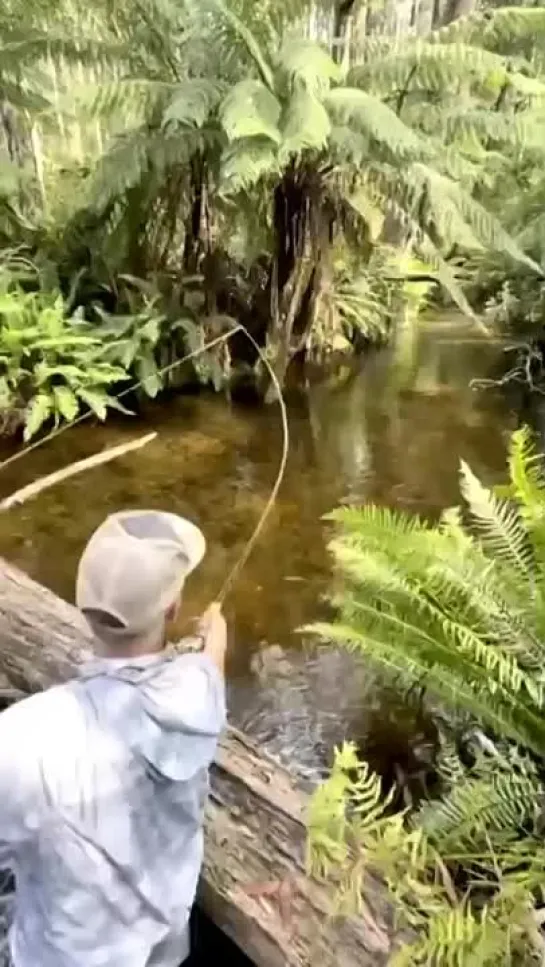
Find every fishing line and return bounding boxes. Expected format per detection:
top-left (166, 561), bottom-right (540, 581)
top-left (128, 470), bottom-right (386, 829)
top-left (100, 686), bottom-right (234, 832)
top-left (215, 324), bottom-right (288, 604)
top-left (0, 328), bottom-right (242, 474)
top-left (0, 321), bottom-right (289, 604)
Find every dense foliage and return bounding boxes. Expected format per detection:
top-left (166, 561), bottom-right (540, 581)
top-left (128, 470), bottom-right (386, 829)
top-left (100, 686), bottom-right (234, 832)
top-left (308, 426), bottom-right (545, 963)
top-left (2, 0), bottom-right (545, 431)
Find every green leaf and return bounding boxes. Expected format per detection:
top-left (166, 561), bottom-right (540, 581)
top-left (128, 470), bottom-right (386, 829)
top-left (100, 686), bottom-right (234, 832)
top-left (23, 393), bottom-right (52, 441)
top-left (32, 335), bottom-right (100, 350)
top-left (103, 338), bottom-right (138, 368)
top-left (140, 318), bottom-right (162, 345)
top-left (104, 396), bottom-right (134, 416)
top-left (279, 86), bottom-right (331, 161)
top-left (136, 352), bottom-right (161, 398)
top-left (221, 79), bottom-right (282, 144)
top-left (325, 88), bottom-right (428, 160)
top-left (76, 387), bottom-right (109, 421)
top-left (459, 460), bottom-right (532, 578)
top-left (278, 38), bottom-right (341, 97)
top-left (206, 0), bottom-right (275, 90)
top-left (52, 385), bottom-right (80, 423)
top-left (34, 363), bottom-right (84, 386)
top-left (163, 78), bottom-right (219, 129)
top-left (221, 138), bottom-right (279, 191)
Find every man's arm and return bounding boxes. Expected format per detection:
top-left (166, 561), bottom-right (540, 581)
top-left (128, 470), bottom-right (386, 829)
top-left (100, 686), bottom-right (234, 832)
top-left (0, 701), bottom-right (39, 866)
top-left (199, 602), bottom-right (227, 678)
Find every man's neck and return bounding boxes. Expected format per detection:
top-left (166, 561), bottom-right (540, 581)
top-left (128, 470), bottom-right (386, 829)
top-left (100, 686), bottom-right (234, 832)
top-left (98, 635), bottom-right (166, 661)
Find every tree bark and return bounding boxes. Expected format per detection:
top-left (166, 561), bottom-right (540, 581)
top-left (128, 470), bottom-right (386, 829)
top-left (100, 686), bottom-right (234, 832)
top-left (441, 0), bottom-right (476, 26)
top-left (0, 558), bottom-right (397, 967)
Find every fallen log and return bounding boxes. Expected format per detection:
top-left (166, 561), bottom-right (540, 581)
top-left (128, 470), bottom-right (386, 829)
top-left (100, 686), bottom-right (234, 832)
top-left (0, 558), bottom-right (395, 967)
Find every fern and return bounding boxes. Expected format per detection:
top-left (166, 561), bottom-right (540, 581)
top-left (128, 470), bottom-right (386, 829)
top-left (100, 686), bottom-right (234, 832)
top-left (308, 743), bottom-right (545, 965)
top-left (279, 85), bottom-right (331, 159)
top-left (221, 79), bottom-right (281, 143)
top-left (415, 752), bottom-right (542, 853)
top-left (459, 459), bottom-right (533, 578)
top-left (325, 87), bottom-right (429, 161)
top-left (276, 36), bottom-right (341, 97)
top-left (350, 42), bottom-right (517, 97)
top-left (310, 428), bottom-right (545, 759)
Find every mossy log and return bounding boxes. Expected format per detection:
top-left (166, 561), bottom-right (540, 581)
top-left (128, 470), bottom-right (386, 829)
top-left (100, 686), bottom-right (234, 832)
top-left (0, 558), bottom-right (395, 967)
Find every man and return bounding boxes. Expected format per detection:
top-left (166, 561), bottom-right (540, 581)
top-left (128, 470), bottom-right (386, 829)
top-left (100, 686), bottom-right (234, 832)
top-left (0, 510), bottom-right (227, 967)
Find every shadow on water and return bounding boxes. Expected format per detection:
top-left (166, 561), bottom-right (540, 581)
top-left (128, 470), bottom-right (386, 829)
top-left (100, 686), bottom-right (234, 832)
top-left (0, 316), bottom-right (517, 782)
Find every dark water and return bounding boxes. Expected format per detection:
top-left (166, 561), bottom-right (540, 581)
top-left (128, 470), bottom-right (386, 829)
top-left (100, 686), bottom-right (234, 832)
top-left (0, 318), bottom-right (516, 780)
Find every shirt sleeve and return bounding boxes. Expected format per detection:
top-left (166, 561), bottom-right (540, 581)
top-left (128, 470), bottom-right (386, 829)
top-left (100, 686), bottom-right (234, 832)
top-left (0, 702), bottom-right (39, 866)
top-left (168, 652), bottom-right (226, 738)
top-left (137, 652), bottom-right (226, 781)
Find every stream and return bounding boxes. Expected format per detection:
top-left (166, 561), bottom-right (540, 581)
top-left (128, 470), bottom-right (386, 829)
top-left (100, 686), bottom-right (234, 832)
top-left (0, 317), bottom-right (517, 783)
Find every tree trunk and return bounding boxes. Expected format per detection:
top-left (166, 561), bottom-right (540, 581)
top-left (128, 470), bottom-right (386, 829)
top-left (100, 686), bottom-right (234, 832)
top-left (183, 154), bottom-right (205, 273)
top-left (0, 100), bottom-right (25, 166)
top-left (441, 0), bottom-right (476, 26)
top-left (0, 558), bottom-right (397, 967)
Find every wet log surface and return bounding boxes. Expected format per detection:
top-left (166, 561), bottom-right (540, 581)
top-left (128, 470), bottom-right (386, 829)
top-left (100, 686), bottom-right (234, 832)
top-left (0, 557), bottom-right (396, 966)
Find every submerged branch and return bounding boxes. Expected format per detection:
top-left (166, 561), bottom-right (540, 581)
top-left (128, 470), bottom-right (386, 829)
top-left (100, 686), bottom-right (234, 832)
top-left (0, 432), bottom-right (157, 511)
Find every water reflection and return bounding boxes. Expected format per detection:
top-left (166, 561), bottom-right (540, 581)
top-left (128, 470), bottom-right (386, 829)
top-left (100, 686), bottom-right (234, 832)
top-left (0, 319), bottom-right (516, 778)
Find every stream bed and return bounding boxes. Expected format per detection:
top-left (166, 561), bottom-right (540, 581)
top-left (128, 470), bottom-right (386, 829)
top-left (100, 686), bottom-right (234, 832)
top-left (0, 318), bottom-right (517, 781)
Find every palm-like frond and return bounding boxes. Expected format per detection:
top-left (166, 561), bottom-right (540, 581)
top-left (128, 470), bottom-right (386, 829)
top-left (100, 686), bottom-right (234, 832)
top-left (415, 751), bottom-right (542, 853)
top-left (325, 88), bottom-right (430, 161)
top-left (308, 742), bottom-right (545, 966)
top-left (350, 42), bottom-right (520, 98)
top-left (309, 428), bottom-right (545, 757)
top-left (220, 79), bottom-right (281, 143)
top-left (276, 36), bottom-right (341, 97)
top-left (459, 459), bottom-right (533, 578)
top-left (279, 85), bottom-right (331, 159)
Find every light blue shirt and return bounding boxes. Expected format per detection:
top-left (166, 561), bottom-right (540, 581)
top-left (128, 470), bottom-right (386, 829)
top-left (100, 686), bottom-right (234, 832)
top-left (0, 650), bottom-right (226, 967)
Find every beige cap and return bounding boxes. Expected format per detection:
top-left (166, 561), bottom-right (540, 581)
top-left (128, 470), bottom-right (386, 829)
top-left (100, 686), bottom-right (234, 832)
top-left (76, 510), bottom-right (206, 638)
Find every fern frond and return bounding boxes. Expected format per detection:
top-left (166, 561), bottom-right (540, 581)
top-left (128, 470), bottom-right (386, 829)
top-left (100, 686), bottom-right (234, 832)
top-left (350, 42), bottom-right (516, 97)
top-left (444, 109), bottom-right (541, 150)
top-left (411, 163), bottom-right (542, 272)
top-left (89, 127), bottom-right (201, 210)
top-left (460, 460), bottom-right (533, 579)
top-left (276, 37), bottom-right (341, 97)
top-left (323, 607), bottom-right (545, 743)
top-left (56, 79), bottom-right (173, 125)
top-left (415, 753), bottom-right (542, 853)
top-left (279, 85), bottom-right (331, 160)
top-left (508, 427), bottom-right (545, 520)
top-left (162, 77), bottom-right (221, 129)
top-left (325, 87), bottom-right (430, 161)
top-left (203, 0), bottom-right (275, 90)
top-left (481, 6), bottom-right (545, 47)
top-left (221, 136), bottom-right (279, 191)
top-left (220, 78), bottom-right (282, 143)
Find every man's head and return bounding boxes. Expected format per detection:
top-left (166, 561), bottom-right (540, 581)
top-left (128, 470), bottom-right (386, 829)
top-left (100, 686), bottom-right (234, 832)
top-left (76, 510), bottom-right (206, 656)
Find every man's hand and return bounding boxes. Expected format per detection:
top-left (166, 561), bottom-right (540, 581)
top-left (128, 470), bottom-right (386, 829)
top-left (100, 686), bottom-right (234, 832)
top-left (199, 602), bottom-right (227, 676)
